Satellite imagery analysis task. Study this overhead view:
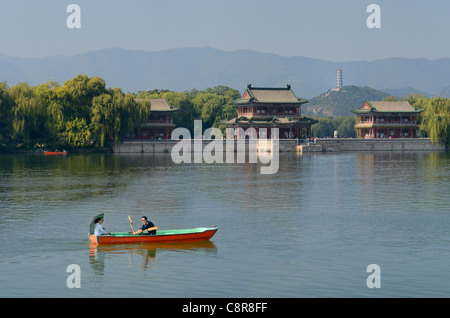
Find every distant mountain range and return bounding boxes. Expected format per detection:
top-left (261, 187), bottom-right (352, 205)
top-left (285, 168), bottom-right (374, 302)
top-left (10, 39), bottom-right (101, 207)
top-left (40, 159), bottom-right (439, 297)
top-left (1, 47), bottom-right (450, 100)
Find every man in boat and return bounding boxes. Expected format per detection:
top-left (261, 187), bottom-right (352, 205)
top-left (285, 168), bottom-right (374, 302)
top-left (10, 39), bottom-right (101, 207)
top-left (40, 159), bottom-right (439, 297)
top-left (94, 217), bottom-right (110, 236)
top-left (133, 216), bottom-right (158, 235)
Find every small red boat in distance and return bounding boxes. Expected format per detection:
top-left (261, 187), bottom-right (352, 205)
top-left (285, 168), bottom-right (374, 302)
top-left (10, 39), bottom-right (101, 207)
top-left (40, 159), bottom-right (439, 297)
top-left (44, 150), bottom-right (67, 155)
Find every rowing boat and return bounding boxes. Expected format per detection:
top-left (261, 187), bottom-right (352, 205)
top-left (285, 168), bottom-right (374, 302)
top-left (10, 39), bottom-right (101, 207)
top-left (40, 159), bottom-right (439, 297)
top-left (89, 227), bottom-right (218, 244)
top-left (44, 151), bottom-right (67, 155)
top-left (88, 214), bottom-right (217, 245)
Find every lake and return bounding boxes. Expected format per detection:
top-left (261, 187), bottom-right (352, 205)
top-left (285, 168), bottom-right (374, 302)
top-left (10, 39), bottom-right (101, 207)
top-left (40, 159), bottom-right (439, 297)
top-left (0, 150), bottom-right (449, 298)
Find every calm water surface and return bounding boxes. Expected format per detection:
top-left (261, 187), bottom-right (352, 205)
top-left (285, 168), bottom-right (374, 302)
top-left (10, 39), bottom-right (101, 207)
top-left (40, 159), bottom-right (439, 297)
top-left (0, 151), bottom-right (449, 297)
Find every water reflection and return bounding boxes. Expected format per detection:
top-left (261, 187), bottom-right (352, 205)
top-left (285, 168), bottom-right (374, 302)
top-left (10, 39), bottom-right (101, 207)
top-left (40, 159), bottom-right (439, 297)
top-left (89, 241), bottom-right (217, 274)
top-left (1, 151), bottom-right (450, 297)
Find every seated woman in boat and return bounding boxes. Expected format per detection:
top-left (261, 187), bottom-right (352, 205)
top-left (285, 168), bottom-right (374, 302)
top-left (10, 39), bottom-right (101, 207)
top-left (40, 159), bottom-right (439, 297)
top-left (94, 217), bottom-right (110, 236)
top-left (133, 216), bottom-right (158, 235)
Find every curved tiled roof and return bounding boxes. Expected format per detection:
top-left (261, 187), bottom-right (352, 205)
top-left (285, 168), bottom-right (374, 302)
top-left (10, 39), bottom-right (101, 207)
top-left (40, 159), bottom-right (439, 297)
top-left (351, 101), bottom-right (423, 114)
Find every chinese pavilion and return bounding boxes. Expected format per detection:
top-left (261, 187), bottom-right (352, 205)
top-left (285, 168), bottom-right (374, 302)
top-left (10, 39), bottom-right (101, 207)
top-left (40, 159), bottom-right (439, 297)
top-left (225, 84), bottom-right (316, 139)
top-left (126, 99), bottom-right (178, 139)
top-left (351, 101), bottom-right (423, 139)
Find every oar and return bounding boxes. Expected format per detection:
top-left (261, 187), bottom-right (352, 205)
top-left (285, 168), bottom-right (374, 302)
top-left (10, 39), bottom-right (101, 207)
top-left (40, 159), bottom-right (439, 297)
top-left (128, 216), bottom-right (134, 233)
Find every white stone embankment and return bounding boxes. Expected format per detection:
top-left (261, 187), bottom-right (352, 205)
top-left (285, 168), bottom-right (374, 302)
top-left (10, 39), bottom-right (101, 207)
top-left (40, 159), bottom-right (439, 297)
top-left (113, 138), bottom-right (446, 154)
top-left (300, 138), bottom-right (445, 153)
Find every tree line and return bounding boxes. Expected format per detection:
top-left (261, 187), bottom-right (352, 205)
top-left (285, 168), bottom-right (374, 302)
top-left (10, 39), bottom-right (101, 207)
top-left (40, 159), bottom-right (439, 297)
top-left (311, 116), bottom-right (356, 138)
top-left (135, 85), bottom-right (240, 135)
top-left (0, 75), bottom-right (240, 152)
top-left (0, 76), bottom-right (150, 151)
top-left (0, 75), bottom-right (449, 152)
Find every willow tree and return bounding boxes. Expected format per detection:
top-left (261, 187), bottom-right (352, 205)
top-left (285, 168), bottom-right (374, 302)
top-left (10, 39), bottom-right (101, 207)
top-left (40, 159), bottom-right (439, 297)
top-left (9, 82), bottom-right (49, 146)
top-left (110, 88), bottom-right (149, 144)
top-left (34, 81), bottom-right (65, 145)
top-left (90, 89), bottom-right (149, 147)
top-left (0, 82), bottom-right (13, 145)
top-left (63, 117), bottom-right (91, 147)
top-left (412, 95), bottom-right (450, 147)
top-left (59, 75), bottom-right (107, 121)
top-left (90, 93), bottom-right (113, 148)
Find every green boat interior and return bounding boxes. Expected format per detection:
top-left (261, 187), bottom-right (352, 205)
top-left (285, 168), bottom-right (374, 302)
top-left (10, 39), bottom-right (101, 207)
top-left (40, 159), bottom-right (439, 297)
top-left (107, 227), bottom-right (216, 237)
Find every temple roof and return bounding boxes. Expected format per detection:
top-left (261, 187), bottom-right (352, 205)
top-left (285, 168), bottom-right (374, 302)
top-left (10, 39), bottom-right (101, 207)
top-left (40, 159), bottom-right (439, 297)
top-left (351, 101), bottom-right (423, 114)
top-left (135, 98), bottom-right (178, 112)
top-left (224, 116), bottom-right (317, 126)
top-left (234, 84), bottom-right (308, 105)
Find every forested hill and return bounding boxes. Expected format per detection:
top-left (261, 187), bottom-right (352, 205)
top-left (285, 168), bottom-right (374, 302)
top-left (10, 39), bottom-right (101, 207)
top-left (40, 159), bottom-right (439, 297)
top-left (303, 85), bottom-right (390, 117)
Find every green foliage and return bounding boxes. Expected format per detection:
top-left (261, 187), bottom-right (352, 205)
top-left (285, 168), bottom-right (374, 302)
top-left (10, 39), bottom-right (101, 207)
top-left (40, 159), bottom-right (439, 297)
top-left (0, 77), bottom-right (240, 151)
top-left (0, 75), bottom-right (148, 151)
top-left (9, 82), bottom-right (47, 146)
top-left (163, 91), bottom-right (196, 133)
top-left (0, 82), bottom-right (13, 146)
top-left (311, 116), bottom-right (356, 138)
top-left (63, 117), bottom-right (91, 147)
top-left (59, 75), bottom-right (107, 120)
top-left (136, 85), bottom-right (239, 134)
top-left (90, 88), bottom-right (146, 147)
top-left (412, 95), bottom-right (449, 146)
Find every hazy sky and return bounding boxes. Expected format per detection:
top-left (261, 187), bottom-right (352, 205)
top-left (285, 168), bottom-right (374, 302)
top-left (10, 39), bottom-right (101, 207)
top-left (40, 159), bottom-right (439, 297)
top-left (1, 0), bottom-right (449, 61)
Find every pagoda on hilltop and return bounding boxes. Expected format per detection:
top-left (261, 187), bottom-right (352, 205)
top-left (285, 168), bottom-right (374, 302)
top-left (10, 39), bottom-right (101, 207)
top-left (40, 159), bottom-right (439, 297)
top-left (224, 84), bottom-right (316, 139)
top-left (336, 69), bottom-right (343, 89)
top-left (325, 69), bottom-right (343, 96)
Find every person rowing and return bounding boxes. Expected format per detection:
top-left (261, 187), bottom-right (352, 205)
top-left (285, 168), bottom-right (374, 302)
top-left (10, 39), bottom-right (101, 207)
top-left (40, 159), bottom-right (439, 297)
top-left (133, 216), bottom-right (158, 235)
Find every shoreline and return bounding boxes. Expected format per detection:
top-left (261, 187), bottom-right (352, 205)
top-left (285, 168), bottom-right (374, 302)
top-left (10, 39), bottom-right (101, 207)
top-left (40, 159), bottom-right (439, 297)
top-left (113, 138), bottom-right (447, 154)
top-left (1, 138), bottom-right (446, 155)
top-left (0, 147), bottom-right (113, 155)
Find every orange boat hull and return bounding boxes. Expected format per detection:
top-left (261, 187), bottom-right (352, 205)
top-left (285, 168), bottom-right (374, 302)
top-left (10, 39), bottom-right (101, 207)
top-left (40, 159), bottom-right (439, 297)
top-left (44, 151), bottom-right (67, 155)
top-left (89, 228), bottom-right (218, 245)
